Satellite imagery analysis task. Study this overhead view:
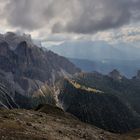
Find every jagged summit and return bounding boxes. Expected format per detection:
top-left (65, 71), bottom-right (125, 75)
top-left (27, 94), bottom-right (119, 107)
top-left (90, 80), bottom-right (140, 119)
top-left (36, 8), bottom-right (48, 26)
top-left (0, 32), bottom-right (80, 109)
top-left (133, 70), bottom-right (140, 80)
top-left (0, 32), bottom-right (34, 50)
top-left (109, 69), bottom-right (123, 80)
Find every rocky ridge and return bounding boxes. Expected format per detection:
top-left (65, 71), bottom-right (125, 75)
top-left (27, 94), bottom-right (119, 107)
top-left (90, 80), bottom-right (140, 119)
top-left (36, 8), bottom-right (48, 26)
top-left (0, 104), bottom-right (135, 140)
top-left (57, 78), bottom-right (140, 133)
top-left (0, 32), bottom-right (80, 109)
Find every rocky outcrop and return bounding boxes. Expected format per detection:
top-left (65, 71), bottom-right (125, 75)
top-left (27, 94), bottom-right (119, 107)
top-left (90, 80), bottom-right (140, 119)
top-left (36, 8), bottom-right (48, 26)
top-left (109, 69), bottom-right (123, 80)
top-left (0, 32), bottom-right (33, 50)
top-left (0, 32), bottom-right (80, 109)
top-left (133, 70), bottom-right (140, 80)
top-left (0, 71), bottom-right (19, 109)
top-left (0, 106), bottom-right (134, 140)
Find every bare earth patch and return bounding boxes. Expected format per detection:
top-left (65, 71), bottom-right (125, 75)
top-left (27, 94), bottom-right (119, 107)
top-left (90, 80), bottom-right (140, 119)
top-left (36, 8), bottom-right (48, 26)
top-left (0, 108), bottom-right (136, 140)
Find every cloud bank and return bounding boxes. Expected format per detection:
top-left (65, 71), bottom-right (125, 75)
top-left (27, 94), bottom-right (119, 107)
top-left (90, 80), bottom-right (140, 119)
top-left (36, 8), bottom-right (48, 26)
top-left (0, 0), bottom-right (140, 34)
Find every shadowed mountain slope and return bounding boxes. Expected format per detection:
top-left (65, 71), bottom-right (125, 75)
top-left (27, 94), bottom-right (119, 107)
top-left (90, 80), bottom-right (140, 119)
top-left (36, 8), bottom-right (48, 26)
top-left (57, 78), bottom-right (140, 133)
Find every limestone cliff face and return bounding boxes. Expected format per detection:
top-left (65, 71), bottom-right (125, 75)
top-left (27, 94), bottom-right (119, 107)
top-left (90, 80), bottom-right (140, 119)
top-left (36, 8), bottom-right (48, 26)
top-left (58, 79), bottom-right (140, 133)
top-left (0, 71), bottom-right (19, 109)
top-left (0, 32), bottom-right (80, 109)
top-left (0, 40), bottom-right (80, 83)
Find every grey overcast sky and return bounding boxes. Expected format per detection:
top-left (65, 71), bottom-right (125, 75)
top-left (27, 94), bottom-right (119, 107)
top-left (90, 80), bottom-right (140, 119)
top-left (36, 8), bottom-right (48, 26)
top-left (0, 0), bottom-right (140, 45)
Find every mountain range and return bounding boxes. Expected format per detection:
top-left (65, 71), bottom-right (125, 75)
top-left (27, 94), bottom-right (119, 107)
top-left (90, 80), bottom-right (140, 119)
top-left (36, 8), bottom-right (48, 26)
top-left (48, 41), bottom-right (140, 77)
top-left (57, 74), bottom-right (140, 133)
top-left (0, 32), bottom-right (140, 139)
top-left (69, 58), bottom-right (140, 78)
top-left (0, 32), bottom-right (80, 109)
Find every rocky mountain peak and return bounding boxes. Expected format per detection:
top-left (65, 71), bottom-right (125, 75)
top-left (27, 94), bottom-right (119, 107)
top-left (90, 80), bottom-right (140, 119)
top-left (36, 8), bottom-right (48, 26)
top-left (109, 69), bottom-right (122, 80)
top-left (0, 32), bottom-right (81, 109)
top-left (0, 32), bottom-right (33, 50)
top-left (133, 70), bottom-right (140, 80)
top-left (136, 70), bottom-right (140, 79)
top-left (0, 42), bottom-right (9, 56)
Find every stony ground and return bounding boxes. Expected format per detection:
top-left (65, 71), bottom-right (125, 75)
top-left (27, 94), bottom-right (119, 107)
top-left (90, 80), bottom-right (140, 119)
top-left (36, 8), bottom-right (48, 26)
top-left (124, 129), bottom-right (140, 140)
top-left (0, 107), bottom-right (137, 140)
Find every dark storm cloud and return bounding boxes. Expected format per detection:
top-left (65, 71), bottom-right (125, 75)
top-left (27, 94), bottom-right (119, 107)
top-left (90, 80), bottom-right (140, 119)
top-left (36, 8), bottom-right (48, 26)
top-left (1, 0), bottom-right (140, 33)
top-left (57, 0), bottom-right (140, 34)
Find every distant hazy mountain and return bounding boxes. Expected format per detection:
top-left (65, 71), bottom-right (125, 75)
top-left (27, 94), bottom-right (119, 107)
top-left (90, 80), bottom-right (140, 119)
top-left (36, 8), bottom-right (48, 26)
top-left (69, 58), bottom-right (140, 77)
top-left (48, 40), bottom-right (140, 61)
top-left (48, 40), bottom-right (140, 77)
